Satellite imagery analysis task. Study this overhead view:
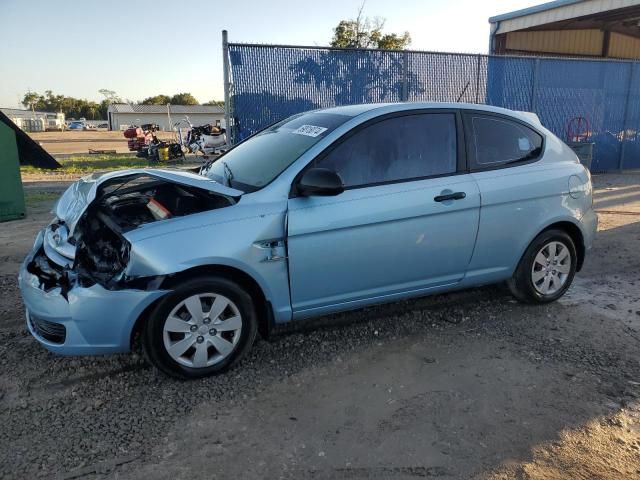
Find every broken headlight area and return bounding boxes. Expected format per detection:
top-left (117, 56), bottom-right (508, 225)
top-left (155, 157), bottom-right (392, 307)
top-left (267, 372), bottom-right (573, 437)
top-left (27, 247), bottom-right (73, 297)
top-left (44, 221), bottom-right (76, 266)
top-left (27, 239), bottom-right (161, 297)
top-left (74, 211), bottom-right (132, 287)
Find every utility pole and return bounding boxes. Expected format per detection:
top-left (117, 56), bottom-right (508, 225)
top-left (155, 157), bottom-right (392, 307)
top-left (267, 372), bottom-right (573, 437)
top-left (222, 30), bottom-right (232, 145)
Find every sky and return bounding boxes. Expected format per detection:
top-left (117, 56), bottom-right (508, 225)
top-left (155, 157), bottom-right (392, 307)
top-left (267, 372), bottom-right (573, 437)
top-left (0, 0), bottom-right (543, 109)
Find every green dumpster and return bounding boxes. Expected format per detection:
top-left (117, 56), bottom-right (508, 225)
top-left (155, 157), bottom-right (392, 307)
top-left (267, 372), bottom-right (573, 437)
top-left (0, 119), bottom-right (26, 222)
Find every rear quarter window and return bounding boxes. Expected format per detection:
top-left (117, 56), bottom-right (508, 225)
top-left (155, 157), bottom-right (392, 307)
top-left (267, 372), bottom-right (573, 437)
top-left (467, 114), bottom-right (543, 169)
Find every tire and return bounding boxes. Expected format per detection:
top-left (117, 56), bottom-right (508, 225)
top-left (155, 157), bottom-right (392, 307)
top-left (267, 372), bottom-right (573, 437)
top-left (142, 275), bottom-right (258, 379)
top-left (508, 229), bottom-right (577, 304)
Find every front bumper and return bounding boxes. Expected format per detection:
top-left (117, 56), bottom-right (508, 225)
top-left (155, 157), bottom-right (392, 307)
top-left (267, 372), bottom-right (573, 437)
top-left (19, 232), bottom-right (167, 355)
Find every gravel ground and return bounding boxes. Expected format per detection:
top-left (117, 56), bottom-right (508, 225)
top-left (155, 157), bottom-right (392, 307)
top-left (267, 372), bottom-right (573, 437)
top-left (0, 174), bottom-right (639, 479)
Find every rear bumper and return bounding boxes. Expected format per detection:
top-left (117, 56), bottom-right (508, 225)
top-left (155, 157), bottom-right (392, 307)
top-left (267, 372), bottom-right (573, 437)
top-left (580, 208), bottom-right (598, 251)
top-left (19, 232), bottom-right (167, 355)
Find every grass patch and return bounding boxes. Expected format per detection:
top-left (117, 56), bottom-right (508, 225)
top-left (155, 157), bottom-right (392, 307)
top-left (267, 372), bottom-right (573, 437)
top-left (21, 154), bottom-right (153, 175)
top-left (24, 191), bottom-right (60, 206)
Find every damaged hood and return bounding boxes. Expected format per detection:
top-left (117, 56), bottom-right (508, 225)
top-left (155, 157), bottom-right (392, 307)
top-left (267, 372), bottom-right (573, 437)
top-left (55, 168), bottom-right (244, 233)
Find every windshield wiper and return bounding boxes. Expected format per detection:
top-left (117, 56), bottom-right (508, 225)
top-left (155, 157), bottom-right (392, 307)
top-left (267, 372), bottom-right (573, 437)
top-left (222, 161), bottom-right (234, 187)
top-left (503, 147), bottom-right (542, 165)
top-left (201, 158), bottom-right (214, 174)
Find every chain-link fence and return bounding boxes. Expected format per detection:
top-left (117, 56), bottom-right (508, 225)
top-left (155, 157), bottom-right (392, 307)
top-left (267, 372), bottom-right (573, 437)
top-left (226, 42), bottom-right (640, 171)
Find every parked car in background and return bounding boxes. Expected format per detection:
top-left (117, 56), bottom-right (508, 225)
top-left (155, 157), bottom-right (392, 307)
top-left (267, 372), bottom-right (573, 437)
top-left (19, 103), bottom-right (597, 379)
top-left (66, 120), bottom-right (98, 130)
top-left (67, 121), bottom-right (85, 130)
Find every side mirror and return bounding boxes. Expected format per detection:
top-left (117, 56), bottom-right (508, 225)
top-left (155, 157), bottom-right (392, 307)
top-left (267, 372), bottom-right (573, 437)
top-left (297, 168), bottom-right (344, 197)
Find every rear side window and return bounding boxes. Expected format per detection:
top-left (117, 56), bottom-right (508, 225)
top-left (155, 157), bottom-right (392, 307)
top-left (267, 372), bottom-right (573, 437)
top-left (468, 115), bottom-right (543, 168)
top-left (315, 113), bottom-right (457, 188)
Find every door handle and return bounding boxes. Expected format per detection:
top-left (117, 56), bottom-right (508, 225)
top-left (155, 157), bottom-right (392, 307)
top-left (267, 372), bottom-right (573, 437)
top-left (434, 191), bottom-right (466, 202)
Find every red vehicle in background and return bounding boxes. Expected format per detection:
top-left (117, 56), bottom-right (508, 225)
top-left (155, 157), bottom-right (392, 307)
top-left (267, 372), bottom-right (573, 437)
top-left (123, 123), bottom-right (159, 152)
top-left (124, 123), bottom-right (184, 163)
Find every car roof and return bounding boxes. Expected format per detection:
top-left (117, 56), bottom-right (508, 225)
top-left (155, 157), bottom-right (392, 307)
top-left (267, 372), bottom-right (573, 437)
top-left (317, 104), bottom-right (395, 116)
top-left (316, 102), bottom-right (541, 126)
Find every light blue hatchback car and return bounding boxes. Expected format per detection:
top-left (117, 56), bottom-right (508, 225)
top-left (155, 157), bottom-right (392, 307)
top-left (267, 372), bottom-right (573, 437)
top-left (19, 103), bottom-right (597, 378)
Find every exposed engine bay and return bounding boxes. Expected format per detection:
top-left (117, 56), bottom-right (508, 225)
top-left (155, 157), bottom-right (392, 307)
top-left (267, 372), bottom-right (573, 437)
top-left (27, 173), bottom-right (237, 293)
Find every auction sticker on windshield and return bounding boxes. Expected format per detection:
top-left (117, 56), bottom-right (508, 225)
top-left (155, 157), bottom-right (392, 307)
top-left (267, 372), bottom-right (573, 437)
top-left (292, 125), bottom-right (328, 137)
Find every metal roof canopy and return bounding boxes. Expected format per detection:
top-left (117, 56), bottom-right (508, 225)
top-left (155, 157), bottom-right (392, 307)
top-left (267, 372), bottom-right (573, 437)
top-left (490, 0), bottom-right (584, 23)
top-left (1, 107), bottom-right (61, 117)
top-left (490, 0), bottom-right (640, 37)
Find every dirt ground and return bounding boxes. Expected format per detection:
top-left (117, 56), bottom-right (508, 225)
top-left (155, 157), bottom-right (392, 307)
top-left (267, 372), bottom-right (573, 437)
top-left (0, 173), bottom-right (639, 479)
top-left (29, 131), bottom-right (175, 155)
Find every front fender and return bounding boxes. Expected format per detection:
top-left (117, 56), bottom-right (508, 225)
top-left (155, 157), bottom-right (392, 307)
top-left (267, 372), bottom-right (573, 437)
top-left (123, 201), bottom-right (292, 323)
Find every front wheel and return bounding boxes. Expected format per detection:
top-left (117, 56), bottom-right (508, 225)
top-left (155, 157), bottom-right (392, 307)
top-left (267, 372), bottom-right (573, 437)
top-left (508, 229), bottom-right (577, 304)
top-left (142, 276), bottom-right (258, 379)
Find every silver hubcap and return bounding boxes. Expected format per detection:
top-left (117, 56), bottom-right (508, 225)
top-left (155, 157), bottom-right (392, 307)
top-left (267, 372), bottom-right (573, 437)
top-left (531, 241), bottom-right (571, 295)
top-left (162, 293), bottom-right (242, 368)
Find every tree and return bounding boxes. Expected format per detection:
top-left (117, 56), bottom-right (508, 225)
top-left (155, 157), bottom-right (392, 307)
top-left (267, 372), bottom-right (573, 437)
top-left (98, 99), bottom-right (111, 119)
top-left (169, 93), bottom-right (199, 105)
top-left (21, 90), bottom-right (107, 119)
top-left (374, 32), bottom-right (412, 50)
top-left (42, 90), bottom-right (65, 113)
top-left (18, 89), bottom-right (202, 120)
top-left (140, 94), bottom-right (172, 105)
top-left (22, 91), bottom-right (41, 112)
top-left (140, 93), bottom-right (199, 105)
top-left (330, 3), bottom-right (411, 50)
top-left (98, 89), bottom-right (121, 103)
top-left (289, 5), bottom-right (419, 106)
top-left (203, 99), bottom-right (225, 107)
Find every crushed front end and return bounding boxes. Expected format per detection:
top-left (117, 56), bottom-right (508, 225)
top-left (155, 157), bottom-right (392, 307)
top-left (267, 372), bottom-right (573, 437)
top-left (19, 169), bottom-right (240, 355)
top-left (20, 228), bottom-right (168, 355)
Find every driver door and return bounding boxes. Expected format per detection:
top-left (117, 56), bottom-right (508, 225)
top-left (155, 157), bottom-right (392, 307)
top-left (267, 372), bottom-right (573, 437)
top-left (286, 111), bottom-right (480, 318)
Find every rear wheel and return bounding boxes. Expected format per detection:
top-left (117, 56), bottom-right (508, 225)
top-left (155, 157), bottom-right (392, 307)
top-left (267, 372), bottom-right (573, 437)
top-left (142, 276), bottom-right (257, 379)
top-left (508, 229), bottom-right (577, 304)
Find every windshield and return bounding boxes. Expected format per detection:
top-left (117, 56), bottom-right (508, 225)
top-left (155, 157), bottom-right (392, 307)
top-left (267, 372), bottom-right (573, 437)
top-left (203, 112), bottom-right (351, 191)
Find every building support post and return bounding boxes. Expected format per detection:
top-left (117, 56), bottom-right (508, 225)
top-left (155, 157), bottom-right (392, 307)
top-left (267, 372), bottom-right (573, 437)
top-left (602, 30), bottom-right (611, 57)
top-left (222, 30), bottom-right (232, 145)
